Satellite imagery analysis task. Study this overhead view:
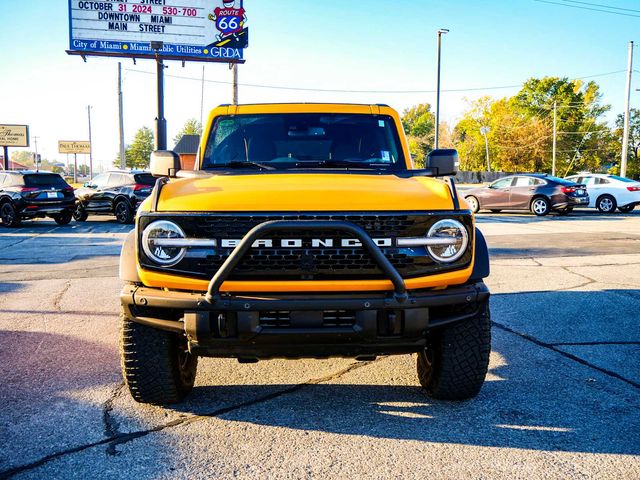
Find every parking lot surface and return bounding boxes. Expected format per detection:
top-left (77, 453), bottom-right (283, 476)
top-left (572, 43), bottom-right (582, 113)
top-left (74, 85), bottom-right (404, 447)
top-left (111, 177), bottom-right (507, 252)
top-left (1, 211), bottom-right (639, 479)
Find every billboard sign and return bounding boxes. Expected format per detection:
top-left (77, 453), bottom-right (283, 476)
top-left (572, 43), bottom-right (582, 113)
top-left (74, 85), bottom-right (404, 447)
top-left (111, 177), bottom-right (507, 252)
top-left (67, 0), bottom-right (248, 63)
top-left (0, 125), bottom-right (30, 147)
top-left (59, 141), bottom-right (91, 154)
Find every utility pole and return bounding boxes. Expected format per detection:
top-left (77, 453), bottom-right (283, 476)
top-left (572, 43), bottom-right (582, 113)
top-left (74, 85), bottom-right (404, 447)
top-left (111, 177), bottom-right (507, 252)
top-left (434, 28), bottom-right (449, 149)
top-left (73, 154), bottom-right (78, 184)
top-left (552, 101), bottom-right (557, 176)
top-left (87, 105), bottom-right (93, 179)
top-left (480, 126), bottom-right (491, 172)
top-left (33, 136), bottom-right (39, 172)
top-left (621, 40), bottom-right (633, 178)
top-left (231, 63), bottom-right (238, 105)
top-left (118, 62), bottom-right (126, 169)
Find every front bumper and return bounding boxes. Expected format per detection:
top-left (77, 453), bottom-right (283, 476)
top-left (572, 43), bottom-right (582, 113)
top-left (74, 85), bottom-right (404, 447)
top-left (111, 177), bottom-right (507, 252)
top-left (121, 281), bottom-right (489, 359)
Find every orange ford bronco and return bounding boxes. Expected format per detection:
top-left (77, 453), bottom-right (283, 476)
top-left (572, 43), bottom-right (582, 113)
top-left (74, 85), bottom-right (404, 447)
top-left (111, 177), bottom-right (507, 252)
top-left (119, 103), bottom-right (491, 405)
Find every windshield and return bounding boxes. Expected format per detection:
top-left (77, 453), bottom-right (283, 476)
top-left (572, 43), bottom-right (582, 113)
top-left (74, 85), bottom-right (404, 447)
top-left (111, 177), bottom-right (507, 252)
top-left (23, 174), bottom-right (69, 189)
top-left (544, 175), bottom-right (577, 186)
top-left (202, 113), bottom-right (405, 171)
top-left (134, 173), bottom-right (155, 185)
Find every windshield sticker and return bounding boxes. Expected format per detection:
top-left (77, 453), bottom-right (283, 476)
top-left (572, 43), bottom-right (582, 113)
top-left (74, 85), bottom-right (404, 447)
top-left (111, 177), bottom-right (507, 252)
top-left (378, 120), bottom-right (385, 127)
top-left (381, 150), bottom-right (391, 162)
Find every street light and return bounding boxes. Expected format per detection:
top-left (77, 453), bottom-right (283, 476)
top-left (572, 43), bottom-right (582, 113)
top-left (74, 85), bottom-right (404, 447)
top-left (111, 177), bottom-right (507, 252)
top-left (434, 28), bottom-right (449, 150)
top-left (480, 126), bottom-right (491, 173)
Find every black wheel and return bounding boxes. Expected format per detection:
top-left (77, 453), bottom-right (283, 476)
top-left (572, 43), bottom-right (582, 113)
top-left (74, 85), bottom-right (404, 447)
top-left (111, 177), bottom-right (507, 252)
top-left (53, 210), bottom-right (73, 225)
top-left (597, 195), bottom-right (617, 214)
top-left (556, 207), bottom-right (573, 216)
top-left (114, 200), bottom-right (134, 224)
top-left (618, 205), bottom-right (635, 213)
top-left (0, 202), bottom-right (21, 228)
top-left (465, 196), bottom-right (480, 213)
top-left (120, 312), bottom-right (198, 405)
top-left (490, 209), bottom-right (502, 213)
top-left (73, 204), bottom-right (88, 222)
top-left (417, 301), bottom-right (491, 400)
top-left (530, 197), bottom-right (550, 216)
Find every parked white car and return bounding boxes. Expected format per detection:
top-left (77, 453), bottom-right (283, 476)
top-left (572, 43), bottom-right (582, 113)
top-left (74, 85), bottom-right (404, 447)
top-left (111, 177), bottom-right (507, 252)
top-left (565, 173), bottom-right (640, 213)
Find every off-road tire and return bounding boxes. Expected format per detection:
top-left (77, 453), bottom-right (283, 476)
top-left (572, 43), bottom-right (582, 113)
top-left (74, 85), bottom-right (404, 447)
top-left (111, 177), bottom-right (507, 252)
top-left (73, 204), bottom-right (88, 222)
top-left (596, 194), bottom-right (616, 214)
top-left (465, 196), bottom-right (480, 214)
top-left (618, 204), bottom-right (635, 213)
top-left (120, 313), bottom-right (198, 405)
top-left (417, 301), bottom-right (491, 400)
top-left (0, 202), bottom-right (21, 228)
top-left (114, 200), bottom-right (134, 224)
top-left (530, 196), bottom-right (550, 216)
top-left (53, 211), bottom-right (73, 225)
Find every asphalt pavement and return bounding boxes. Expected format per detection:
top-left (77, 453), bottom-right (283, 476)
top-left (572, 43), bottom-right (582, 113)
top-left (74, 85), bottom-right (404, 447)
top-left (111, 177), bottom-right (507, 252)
top-left (0, 211), bottom-right (639, 479)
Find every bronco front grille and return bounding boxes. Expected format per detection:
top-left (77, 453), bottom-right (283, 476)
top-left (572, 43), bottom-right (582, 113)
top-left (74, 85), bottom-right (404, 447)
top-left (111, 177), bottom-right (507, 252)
top-left (138, 212), bottom-right (473, 281)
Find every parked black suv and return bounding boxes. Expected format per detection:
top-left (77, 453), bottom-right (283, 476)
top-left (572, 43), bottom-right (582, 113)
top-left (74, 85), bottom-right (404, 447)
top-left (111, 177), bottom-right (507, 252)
top-left (74, 170), bottom-right (155, 224)
top-left (0, 171), bottom-right (76, 227)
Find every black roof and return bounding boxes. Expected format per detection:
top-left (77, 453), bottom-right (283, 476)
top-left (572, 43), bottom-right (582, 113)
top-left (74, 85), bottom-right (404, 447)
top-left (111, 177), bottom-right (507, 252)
top-left (174, 134), bottom-right (200, 154)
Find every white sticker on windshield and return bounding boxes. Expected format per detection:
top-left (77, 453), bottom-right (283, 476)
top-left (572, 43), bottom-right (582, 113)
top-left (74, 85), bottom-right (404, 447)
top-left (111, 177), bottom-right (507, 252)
top-left (378, 120), bottom-right (385, 127)
top-left (381, 150), bottom-right (391, 162)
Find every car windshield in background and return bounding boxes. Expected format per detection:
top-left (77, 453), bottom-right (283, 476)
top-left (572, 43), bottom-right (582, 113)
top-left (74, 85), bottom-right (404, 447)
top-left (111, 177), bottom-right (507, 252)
top-left (608, 175), bottom-right (634, 183)
top-left (134, 173), bottom-right (156, 185)
top-left (23, 174), bottom-right (68, 189)
top-left (202, 113), bottom-right (405, 171)
top-left (544, 175), bottom-right (577, 186)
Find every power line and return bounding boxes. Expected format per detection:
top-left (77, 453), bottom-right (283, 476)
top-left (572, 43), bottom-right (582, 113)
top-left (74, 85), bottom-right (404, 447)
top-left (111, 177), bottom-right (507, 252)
top-left (560, 0), bottom-right (640, 14)
top-left (534, 0), bottom-right (640, 18)
top-left (124, 68), bottom-right (626, 95)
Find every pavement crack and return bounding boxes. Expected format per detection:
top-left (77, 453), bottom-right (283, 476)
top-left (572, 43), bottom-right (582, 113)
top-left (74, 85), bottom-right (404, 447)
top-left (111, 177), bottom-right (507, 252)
top-left (492, 321), bottom-right (640, 390)
top-left (0, 360), bottom-right (374, 479)
top-left (52, 281), bottom-right (72, 311)
top-left (102, 382), bottom-right (126, 456)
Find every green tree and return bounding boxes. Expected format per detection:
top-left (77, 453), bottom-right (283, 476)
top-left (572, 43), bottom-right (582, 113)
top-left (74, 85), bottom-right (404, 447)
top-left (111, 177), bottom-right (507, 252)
top-left (401, 104), bottom-right (435, 167)
top-left (511, 77), bottom-right (611, 175)
top-left (173, 118), bottom-right (202, 147)
top-left (117, 127), bottom-right (154, 169)
top-left (454, 96), bottom-right (550, 172)
top-left (10, 151), bottom-right (36, 167)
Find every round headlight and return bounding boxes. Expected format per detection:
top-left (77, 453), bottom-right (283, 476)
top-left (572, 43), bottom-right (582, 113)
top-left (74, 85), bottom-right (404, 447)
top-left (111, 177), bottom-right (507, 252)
top-left (142, 220), bottom-right (186, 266)
top-left (426, 219), bottom-right (469, 263)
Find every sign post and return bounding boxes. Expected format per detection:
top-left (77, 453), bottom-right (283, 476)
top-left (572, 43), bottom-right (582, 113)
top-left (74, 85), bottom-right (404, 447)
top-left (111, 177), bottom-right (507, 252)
top-left (67, 1), bottom-right (249, 150)
top-left (59, 141), bottom-right (91, 184)
top-left (0, 125), bottom-right (30, 170)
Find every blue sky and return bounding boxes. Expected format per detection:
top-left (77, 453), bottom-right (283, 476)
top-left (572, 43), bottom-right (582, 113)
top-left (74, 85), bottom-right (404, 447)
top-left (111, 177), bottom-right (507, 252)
top-left (0, 0), bottom-right (638, 169)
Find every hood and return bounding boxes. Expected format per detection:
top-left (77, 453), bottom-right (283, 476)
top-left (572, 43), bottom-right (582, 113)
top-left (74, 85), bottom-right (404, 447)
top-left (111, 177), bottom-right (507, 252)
top-left (153, 173), bottom-right (457, 212)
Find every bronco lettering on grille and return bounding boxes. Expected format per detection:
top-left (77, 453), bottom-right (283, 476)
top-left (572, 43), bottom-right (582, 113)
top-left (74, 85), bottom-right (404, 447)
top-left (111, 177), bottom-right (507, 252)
top-left (219, 238), bottom-right (394, 248)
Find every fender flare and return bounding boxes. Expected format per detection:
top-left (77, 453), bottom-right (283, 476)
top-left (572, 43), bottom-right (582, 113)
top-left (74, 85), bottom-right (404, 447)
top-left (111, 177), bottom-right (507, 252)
top-left (119, 230), bottom-right (141, 283)
top-left (469, 227), bottom-right (490, 282)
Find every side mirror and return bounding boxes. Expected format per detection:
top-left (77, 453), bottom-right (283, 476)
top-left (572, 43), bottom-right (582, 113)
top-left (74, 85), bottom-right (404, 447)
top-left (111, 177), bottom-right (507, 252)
top-left (427, 149), bottom-right (459, 177)
top-left (83, 182), bottom-right (90, 188)
top-left (150, 150), bottom-right (181, 178)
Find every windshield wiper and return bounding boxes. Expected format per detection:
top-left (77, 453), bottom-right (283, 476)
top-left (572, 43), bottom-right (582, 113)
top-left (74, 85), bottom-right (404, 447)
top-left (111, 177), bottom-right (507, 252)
top-left (294, 160), bottom-right (379, 170)
top-left (209, 161), bottom-right (276, 170)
